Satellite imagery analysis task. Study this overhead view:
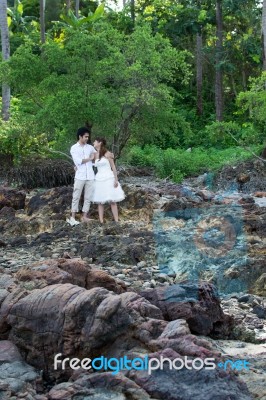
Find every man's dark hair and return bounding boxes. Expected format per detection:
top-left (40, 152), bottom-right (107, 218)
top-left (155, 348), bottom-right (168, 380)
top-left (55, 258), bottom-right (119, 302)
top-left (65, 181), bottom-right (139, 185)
top-left (77, 127), bottom-right (90, 141)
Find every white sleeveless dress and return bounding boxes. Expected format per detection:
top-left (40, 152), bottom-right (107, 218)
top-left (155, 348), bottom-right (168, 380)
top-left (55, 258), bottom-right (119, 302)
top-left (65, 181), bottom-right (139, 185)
top-left (92, 156), bottom-right (125, 204)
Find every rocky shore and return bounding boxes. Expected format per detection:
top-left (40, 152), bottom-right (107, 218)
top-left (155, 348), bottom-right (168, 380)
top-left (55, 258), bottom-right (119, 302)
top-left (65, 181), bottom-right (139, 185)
top-left (0, 161), bottom-right (265, 399)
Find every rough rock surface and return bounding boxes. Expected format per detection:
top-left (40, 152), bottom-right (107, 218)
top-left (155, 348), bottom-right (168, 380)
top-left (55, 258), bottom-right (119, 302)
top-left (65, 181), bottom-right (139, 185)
top-left (0, 187), bottom-right (26, 210)
top-left (140, 282), bottom-right (234, 336)
top-left (0, 340), bottom-right (44, 399)
top-left (0, 163), bottom-right (265, 399)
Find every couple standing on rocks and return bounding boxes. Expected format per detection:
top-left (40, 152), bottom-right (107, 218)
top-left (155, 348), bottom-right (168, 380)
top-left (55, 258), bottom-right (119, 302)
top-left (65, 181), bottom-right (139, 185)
top-left (66, 127), bottom-right (125, 226)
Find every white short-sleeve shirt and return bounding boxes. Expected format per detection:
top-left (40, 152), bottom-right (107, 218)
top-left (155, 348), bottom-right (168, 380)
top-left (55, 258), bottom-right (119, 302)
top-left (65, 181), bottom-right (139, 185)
top-left (70, 142), bottom-right (97, 180)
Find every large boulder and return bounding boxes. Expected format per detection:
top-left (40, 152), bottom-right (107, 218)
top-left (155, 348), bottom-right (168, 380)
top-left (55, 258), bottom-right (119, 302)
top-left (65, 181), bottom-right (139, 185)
top-left (6, 284), bottom-right (162, 377)
top-left (140, 282), bottom-right (233, 336)
top-left (15, 258), bottom-right (127, 293)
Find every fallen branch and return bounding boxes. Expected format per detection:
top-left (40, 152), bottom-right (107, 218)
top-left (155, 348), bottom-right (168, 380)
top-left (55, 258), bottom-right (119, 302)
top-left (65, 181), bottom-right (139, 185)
top-left (225, 131), bottom-right (266, 163)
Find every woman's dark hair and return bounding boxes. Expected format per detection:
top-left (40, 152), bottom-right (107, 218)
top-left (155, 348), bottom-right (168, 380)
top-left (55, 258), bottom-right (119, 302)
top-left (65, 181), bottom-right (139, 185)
top-left (94, 137), bottom-right (108, 160)
top-left (77, 127), bottom-right (90, 142)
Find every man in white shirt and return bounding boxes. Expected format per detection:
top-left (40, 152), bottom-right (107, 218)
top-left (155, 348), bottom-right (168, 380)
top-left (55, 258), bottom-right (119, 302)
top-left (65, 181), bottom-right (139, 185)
top-left (67, 127), bottom-right (97, 226)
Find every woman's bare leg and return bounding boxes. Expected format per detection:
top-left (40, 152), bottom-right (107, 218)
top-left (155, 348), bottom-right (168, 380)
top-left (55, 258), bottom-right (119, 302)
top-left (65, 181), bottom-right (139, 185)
top-left (110, 202), bottom-right (119, 222)
top-left (98, 204), bottom-right (104, 223)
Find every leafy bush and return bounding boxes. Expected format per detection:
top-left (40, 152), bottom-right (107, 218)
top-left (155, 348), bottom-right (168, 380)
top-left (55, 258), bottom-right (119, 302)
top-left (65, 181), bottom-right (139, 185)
top-left (204, 121), bottom-right (240, 148)
top-left (126, 144), bottom-right (263, 182)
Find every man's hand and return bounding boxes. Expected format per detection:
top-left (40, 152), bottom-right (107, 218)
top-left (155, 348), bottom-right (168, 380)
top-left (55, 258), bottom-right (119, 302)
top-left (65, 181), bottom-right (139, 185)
top-left (106, 151), bottom-right (114, 159)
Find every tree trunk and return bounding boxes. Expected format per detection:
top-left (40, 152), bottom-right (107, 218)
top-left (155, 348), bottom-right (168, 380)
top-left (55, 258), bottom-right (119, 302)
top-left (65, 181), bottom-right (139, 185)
top-left (130, 0), bottom-right (135, 25)
top-left (75, 0), bottom-right (79, 18)
top-left (40, 0), bottom-right (45, 44)
top-left (123, 0), bottom-right (127, 7)
top-left (262, 0), bottom-right (266, 70)
top-left (215, 0), bottom-right (223, 121)
top-left (0, 0), bottom-right (10, 120)
top-left (66, 0), bottom-right (71, 12)
top-left (196, 31), bottom-right (203, 115)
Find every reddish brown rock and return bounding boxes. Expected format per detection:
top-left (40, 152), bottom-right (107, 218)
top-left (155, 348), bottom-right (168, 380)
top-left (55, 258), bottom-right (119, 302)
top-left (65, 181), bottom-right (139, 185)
top-left (254, 191), bottom-right (266, 197)
top-left (15, 258), bottom-right (126, 293)
top-left (6, 284), bottom-right (162, 377)
top-left (0, 287), bottom-right (29, 339)
top-left (0, 187), bottom-right (26, 210)
top-left (196, 189), bottom-right (215, 201)
top-left (237, 173), bottom-right (250, 183)
top-left (140, 282), bottom-right (233, 336)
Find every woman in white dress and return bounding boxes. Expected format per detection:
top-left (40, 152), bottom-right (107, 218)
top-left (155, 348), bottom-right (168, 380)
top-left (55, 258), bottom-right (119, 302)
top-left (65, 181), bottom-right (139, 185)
top-left (92, 137), bottom-right (125, 223)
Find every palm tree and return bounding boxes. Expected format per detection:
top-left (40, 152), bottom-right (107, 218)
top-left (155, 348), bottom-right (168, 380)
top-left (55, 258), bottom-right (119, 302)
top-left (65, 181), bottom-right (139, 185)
top-left (262, 0), bottom-right (266, 70)
top-left (0, 0), bottom-right (10, 120)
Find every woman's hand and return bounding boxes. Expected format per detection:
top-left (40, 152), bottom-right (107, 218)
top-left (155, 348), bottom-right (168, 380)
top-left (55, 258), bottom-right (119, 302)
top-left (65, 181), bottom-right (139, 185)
top-left (114, 180), bottom-right (118, 188)
top-left (74, 165), bottom-right (77, 172)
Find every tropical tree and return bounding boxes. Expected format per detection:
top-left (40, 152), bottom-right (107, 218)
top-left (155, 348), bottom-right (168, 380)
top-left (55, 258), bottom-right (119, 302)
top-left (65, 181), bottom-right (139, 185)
top-left (215, 0), bottom-right (223, 121)
top-left (40, 0), bottom-right (45, 43)
top-left (7, 23), bottom-right (191, 157)
top-left (75, 0), bottom-right (79, 17)
top-left (55, 2), bottom-right (104, 32)
top-left (0, 0), bottom-right (11, 120)
top-left (262, 0), bottom-right (266, 69)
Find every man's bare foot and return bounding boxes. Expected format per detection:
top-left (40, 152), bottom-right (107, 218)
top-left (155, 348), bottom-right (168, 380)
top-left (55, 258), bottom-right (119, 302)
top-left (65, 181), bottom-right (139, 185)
top-left (81, 216), bottom-right (94, 223)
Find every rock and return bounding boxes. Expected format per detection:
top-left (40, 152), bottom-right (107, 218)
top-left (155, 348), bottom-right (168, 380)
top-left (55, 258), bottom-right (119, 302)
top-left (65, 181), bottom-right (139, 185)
top-left (0, 289), bottom-right (9, 307)
top-left (252, 305), bottom-right (266, 319)
top-left (0, 206), bottom-right (16, 218)
top-left (0, 274), bottom-right (17, 291)
top-left (14, 258), bottom-right (127, 294)
top-left (0, 340), bottom-right (23, 363)
top-left (237, 173), bottom-right (250, 183)
top-left (26, 187), bottom-right (73, 217)
top-left (252, 274), bottom-right (266, 297)
top-left (49, 372), bottom-right (151, 400)
top-left (86, 269), bottom-right (127, 293)
top-left (140, 282), bottom-right (233, 336)
top-left (238, 294), bottom-right (251, 303)
top-left (0, 187), bottom-right (26, 210)
top-left (128, 348), bottom-right (252, 400)
top-left (0, 288), bottom-right (28, 339)
top-left (10, 236), bottom-right (28, 247)
top-left (196, 190), bottom-right (215, 201)
top-left (6, 284), bottom-right (162, 378)
top-left (253, 191), bottom-right (266, 197)
top-left (0, 341), bottom-right (43, 398)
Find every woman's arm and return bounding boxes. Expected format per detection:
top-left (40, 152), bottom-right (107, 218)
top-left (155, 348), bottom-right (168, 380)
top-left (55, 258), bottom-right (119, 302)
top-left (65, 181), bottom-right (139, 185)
top-left (107, 155), bottom-right (118, 187)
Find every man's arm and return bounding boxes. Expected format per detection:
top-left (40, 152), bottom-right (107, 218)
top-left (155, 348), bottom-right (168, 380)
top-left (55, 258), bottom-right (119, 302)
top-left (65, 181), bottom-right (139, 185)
top-left (70, 147), bottom-right (94, 166)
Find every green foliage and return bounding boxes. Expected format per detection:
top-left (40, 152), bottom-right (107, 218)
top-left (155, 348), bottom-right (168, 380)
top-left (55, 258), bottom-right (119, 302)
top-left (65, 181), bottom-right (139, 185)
top-left (3, 22), bottom-right (191, 159)
top-left (126, 144), bottom-right (263, 182)
top-left (237, 72), bottom-right (266, 129)
top-left (204, 121), bottom-right (240, 148)
top-left (0, 100), bottom-right (50, 162)
top-left (57, 4), bottom-right (105, 31)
